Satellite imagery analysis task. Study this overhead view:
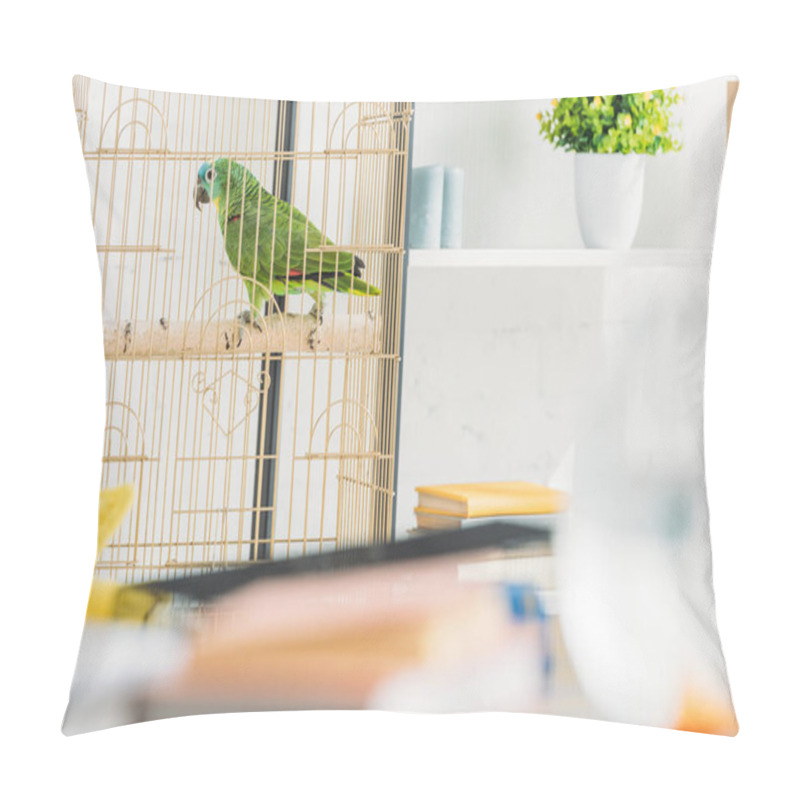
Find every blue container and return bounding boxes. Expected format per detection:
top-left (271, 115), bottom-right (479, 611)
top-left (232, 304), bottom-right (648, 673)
top-left (409, 165), bottom-right (445, 249)
top-left (441, 167), bottom-right (464, 248)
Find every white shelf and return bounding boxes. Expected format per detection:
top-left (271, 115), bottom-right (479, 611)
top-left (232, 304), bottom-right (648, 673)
top-left (408, 248), bottom-right (711, 269)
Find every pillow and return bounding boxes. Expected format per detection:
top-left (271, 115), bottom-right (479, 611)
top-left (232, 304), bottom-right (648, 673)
top-left (64, 74), bottom-right (738, 736)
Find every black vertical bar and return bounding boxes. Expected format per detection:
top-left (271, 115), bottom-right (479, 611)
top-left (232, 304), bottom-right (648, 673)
top-left (250, 100), bottom-right (297, 561)
top-left (372, 103), bottom-right (414, 543)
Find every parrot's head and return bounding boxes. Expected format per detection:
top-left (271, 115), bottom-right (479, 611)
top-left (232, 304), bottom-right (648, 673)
top-left (194, 158), bottom-right (244, 211)
top-left (194, 161), bottom-right (215, 210)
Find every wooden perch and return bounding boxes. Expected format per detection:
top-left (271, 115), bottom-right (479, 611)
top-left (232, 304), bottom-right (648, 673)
top-left (104, 314), bottom-right (379, 359)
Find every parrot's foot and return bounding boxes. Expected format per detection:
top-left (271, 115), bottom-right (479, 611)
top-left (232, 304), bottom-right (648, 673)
top-left (222, 310), bottom-right (263, 351)
top-left (306, 329), bottom-right (321, 349)
top-left (236, 309), bottom-right (263, 332)
top-left (305, 304), bottom-right (324, 350)
top-left (308, 303), bottom-right (324, 326)
top-left (297, 311), bottom-right (319, 350)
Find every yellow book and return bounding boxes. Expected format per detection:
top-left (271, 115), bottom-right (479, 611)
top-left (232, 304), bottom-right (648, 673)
top-left (412, 510), bottom-right (465, 531)
top-left (414, 481), bottom-right (566, 518)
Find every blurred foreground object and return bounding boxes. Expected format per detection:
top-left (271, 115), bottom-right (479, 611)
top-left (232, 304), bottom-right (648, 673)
top-left (66, 525), bottom-right (560, 731)
top-left (88, 485), bottom-right (166, 622)
top-left (97, 484), bottom-right (136, 555)
top-left (556, 265), bottom-right (737, 735)
top-left (63, 624), bottom-right (190, 735)
top-left (149, 552), bottom-right (544, 712)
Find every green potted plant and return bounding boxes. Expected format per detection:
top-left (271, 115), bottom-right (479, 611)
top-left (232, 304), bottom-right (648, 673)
top-left (538, 90), bottom-right (682, 248)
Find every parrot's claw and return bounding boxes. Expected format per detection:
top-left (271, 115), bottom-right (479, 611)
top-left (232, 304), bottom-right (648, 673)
top-left (236, 310), bottom-right (263, 332)
top-left (221, 311), bottom-right (262, 350)
top-left (305, 304), bottom-right (324, 350)
top-left (308, 303), bottom-right (324, 327)
top-left (306, 325), bottom-right (322, 350)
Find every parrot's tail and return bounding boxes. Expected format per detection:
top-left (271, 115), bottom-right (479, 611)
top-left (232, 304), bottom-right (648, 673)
top-left (306, 253), bottom-right (380, 295)
top-left (329, 273), bottom-right (381, 296)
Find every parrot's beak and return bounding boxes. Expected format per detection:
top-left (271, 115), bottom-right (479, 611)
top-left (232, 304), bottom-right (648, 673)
top-left (194, 178), bottom-right (210, 211)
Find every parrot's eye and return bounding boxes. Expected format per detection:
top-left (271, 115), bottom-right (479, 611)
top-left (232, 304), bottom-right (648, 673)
top-left (205, 169), bottom-right (213, 182)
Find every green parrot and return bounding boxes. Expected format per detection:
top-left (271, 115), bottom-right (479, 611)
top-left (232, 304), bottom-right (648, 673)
top-left (194, 158), bottom-right (379, 337)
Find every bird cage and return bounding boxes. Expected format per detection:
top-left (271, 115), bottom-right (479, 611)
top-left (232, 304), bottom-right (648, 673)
top-left (73, 76), bottom-right (413, 583)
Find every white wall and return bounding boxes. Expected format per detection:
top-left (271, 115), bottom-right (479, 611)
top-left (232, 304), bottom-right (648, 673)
top-left (393, 254), bottom-right (713, 537)
top-left (411, 77), bottom-right (729, 249)
top-left (394, 263), bottom-right (605, 535)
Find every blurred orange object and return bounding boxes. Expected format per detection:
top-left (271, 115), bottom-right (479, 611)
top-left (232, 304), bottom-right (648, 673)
top-left (675, 688), bottom-right (739, 736)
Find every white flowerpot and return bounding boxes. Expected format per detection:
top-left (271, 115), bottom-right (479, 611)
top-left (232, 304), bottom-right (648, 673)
top-left (574, 153), bottom-right (646, 249)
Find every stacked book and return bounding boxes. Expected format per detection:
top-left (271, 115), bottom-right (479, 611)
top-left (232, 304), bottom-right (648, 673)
top-left (412, 480), bottom-right (566, 534)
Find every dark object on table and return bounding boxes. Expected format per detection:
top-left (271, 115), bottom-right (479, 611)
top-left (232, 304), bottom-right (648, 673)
top-left (141, 522), bottom-right (550, 602)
